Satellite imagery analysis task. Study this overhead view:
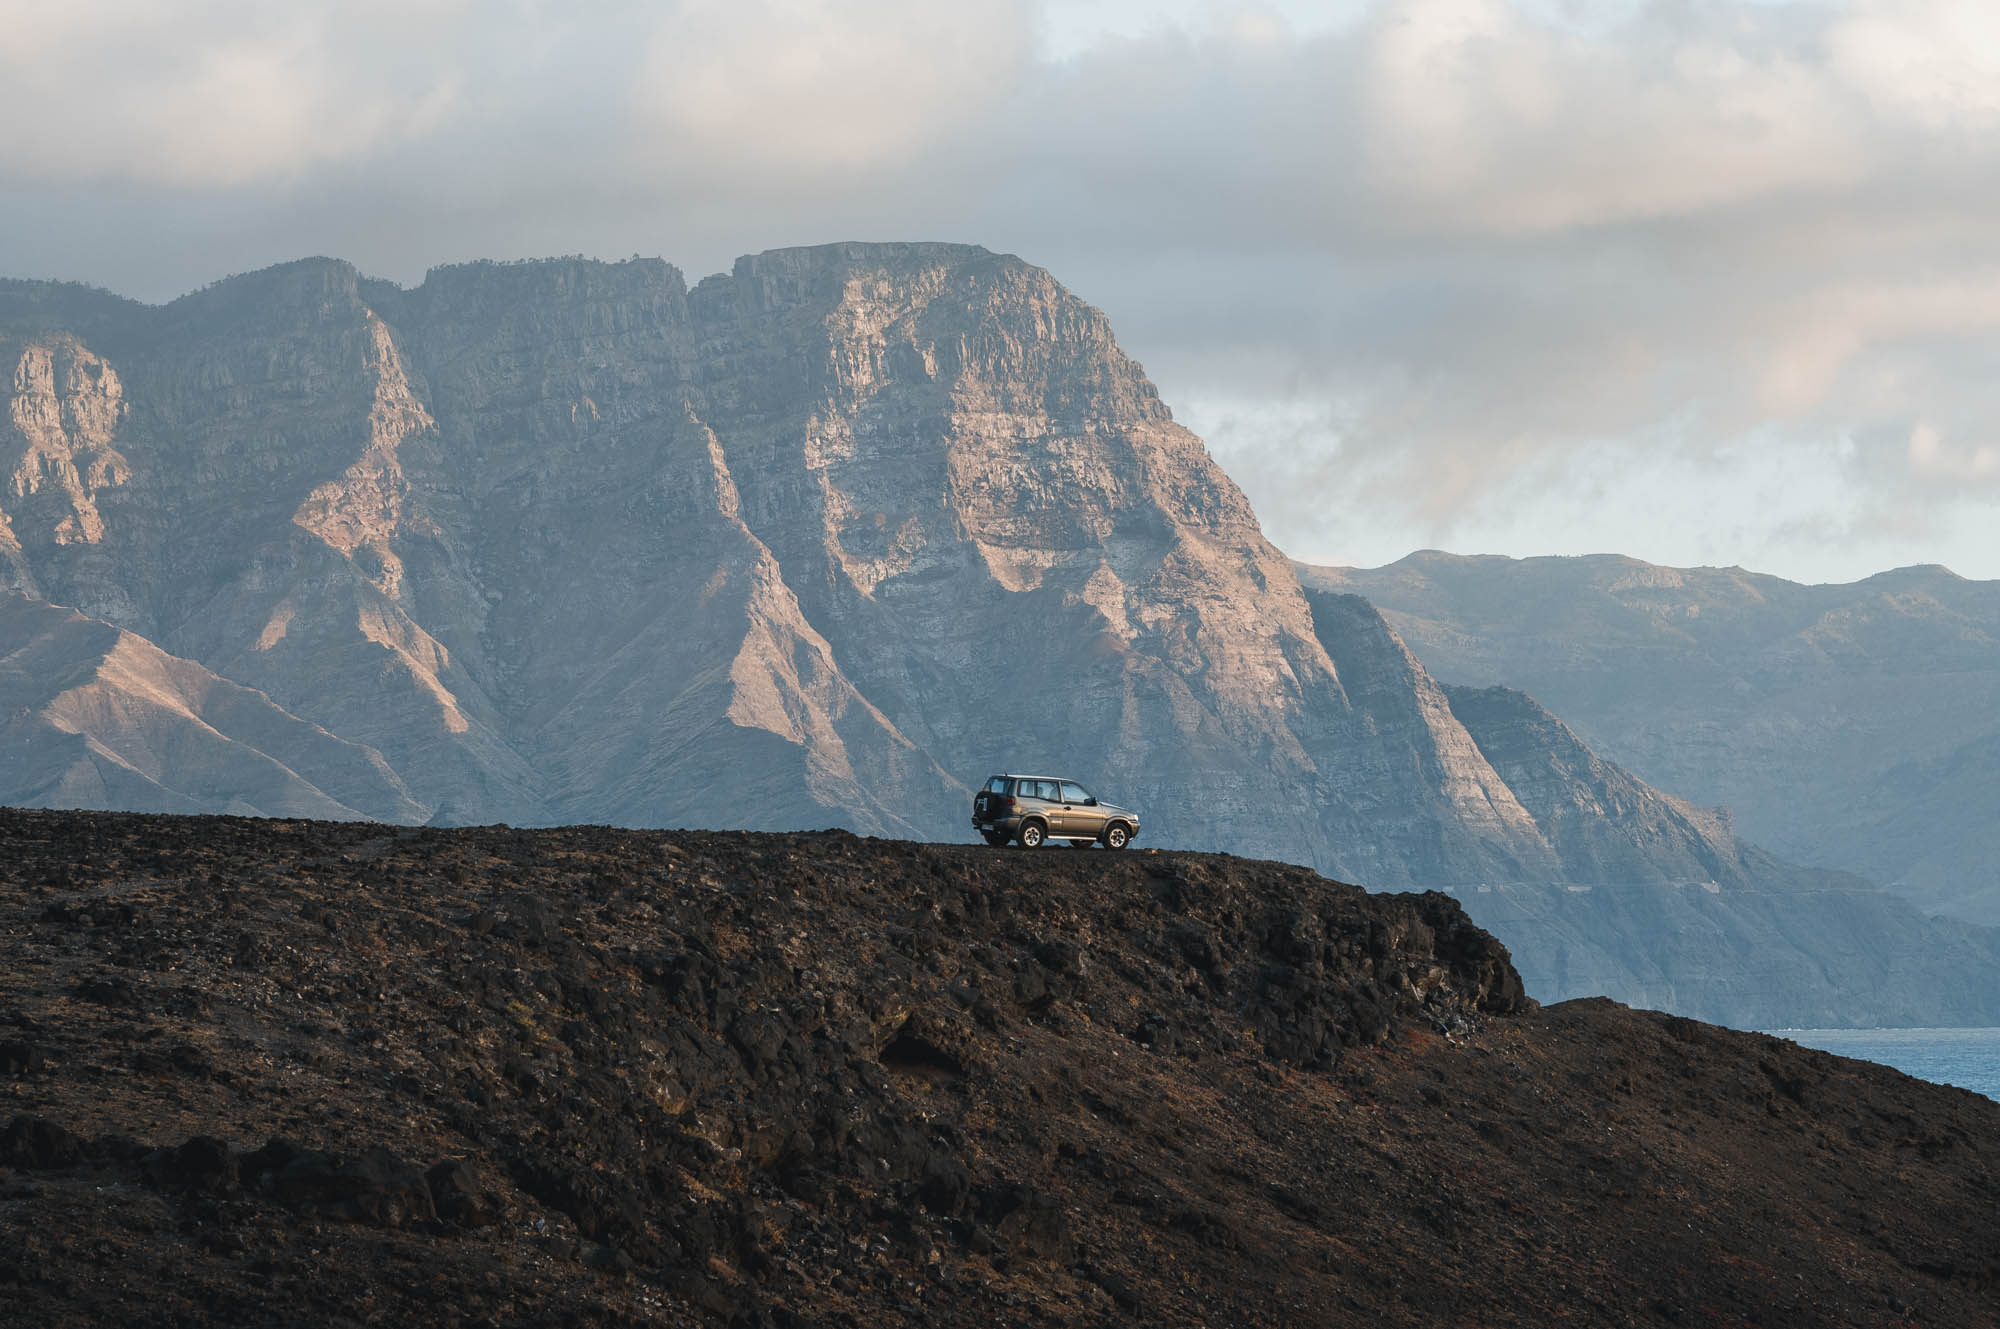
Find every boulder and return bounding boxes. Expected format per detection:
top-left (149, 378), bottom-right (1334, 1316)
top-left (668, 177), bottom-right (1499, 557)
top-left (275, 1147), bottom-right (437, 1228)
top-left (0, 1115), bottom-right (84, 1169)
top-left (427, 1159), bottom-right (507, 1228)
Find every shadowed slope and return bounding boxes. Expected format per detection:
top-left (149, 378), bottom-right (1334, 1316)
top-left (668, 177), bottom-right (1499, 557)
top-left (2, 810), bottom-right (1997, 1328)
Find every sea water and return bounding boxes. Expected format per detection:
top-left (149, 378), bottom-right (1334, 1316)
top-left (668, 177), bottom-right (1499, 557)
top-left (1768, 1028), bottom-right (2000, 1102)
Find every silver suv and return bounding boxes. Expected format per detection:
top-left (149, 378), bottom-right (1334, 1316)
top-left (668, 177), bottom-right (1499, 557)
top-left (970, 774), bottom-right (1140, 849)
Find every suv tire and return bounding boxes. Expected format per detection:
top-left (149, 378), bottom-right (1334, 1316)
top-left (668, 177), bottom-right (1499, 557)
top-left (981, 831), bottom-right (1009, 847)
top-left (1017, 821), bottom-right (1046, 849)
top-left (1102, 823), bottom-right (1130, 850)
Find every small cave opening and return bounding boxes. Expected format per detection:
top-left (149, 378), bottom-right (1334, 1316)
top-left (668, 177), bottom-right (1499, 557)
top-left (879, 1024), bottom-right (965, 1081)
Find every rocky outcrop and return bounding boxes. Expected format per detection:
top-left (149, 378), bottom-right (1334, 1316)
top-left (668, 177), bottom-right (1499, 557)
top-left (1300, 592), bottom-right (1540, 873)
top-left (5, 809), bottom-right (2000, 1328)
top-left (1440, 681), bottom-right (1742, 886)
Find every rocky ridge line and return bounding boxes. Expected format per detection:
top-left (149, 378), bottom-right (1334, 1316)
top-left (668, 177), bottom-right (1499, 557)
top-left (4, 810), bottom-right (1999, 1327)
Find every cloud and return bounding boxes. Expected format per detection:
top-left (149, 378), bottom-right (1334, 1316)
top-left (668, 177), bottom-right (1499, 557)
top-left (632, 0), bottom-right (1034, 177)
top-left (0, 1), bottom-right (472, 186)
top-left (1349, 0), bottom-right (1869, 231)
top-left (993, 0), bottom-right (2000, 576)
top-left (1830, 0), bottom-right (2000, 128)
top-left (1, 0), bottom-right (1997, 580)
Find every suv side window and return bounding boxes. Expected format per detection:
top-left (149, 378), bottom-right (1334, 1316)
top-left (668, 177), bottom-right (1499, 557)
top-left (1060, 782), bottom-right (1089, 804)
top-left (1034, 780), bottom-right (1059, 801)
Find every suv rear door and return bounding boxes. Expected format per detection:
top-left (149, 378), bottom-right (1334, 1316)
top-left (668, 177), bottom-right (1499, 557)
top-left (1022, 778), bottom-right (1058, 830)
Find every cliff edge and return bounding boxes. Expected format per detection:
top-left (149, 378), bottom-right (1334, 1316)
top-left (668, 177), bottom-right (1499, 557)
top-left (2, 810), bottom-right (1995, 1326)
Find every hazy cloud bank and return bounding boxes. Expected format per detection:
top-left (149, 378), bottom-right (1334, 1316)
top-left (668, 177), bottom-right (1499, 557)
top-left (3, 0), bottom-right (1996, 580)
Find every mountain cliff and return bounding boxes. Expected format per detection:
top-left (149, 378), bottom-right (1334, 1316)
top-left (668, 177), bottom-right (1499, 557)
top-left (1433, 682), bottom-right (2000, 1025)
top-left (1297, 591), bottom-right (2000, 1024)
top-left (3, 248), bottom-right (1997, 1025)
top-left (1300, 552), bottom-right (2000, 924)
top-left (0, 247), bottom-right (1593, 872)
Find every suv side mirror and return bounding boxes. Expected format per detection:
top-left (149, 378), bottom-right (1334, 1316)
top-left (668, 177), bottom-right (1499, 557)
top-left (1085, 796), bottom-right (1097, 806)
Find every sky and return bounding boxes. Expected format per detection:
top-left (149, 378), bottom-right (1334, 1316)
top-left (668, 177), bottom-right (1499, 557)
top-left (3, 0), bottom-right (1997, 584)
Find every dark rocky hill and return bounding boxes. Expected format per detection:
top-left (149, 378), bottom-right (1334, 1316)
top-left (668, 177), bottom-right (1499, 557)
top-left (3, 810), bottom-right (1997, 1327)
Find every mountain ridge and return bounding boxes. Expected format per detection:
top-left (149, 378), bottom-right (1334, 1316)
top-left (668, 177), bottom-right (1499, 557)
top-left (4, 246), bottom-right (1997, 1025)
top-left (1301, 550), bottom-right (2000, 924)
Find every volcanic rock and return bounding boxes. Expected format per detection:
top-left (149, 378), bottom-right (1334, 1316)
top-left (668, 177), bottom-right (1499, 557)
top-left (1, 809), bottom-right (1998, 1326)
top-left (141, 1135), bottom-right (238, 1194)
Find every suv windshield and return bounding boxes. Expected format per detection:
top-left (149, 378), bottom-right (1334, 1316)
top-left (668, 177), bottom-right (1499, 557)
top-left (984, 776), bottom-right (1010, 794)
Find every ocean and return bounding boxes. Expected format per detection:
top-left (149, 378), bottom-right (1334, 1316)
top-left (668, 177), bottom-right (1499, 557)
top-left (1767, 1028), bottom-right (2000, 1102)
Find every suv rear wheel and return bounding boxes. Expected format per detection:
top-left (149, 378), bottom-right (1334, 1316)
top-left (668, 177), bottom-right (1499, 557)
top-left (1102, 823), bottom-right (1130, 850)
top-left (1017, 821), bottom-right (1046, 848)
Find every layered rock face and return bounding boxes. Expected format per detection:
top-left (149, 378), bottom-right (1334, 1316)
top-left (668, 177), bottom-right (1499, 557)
top-left (3, 249), bottom-right (1997, 1024)
top-left (1299, 592), bottom-right (2000, 1023)
top-left (0, 592), bottom-right (421, 822)
top-left (1303, 553), bottom-right (2000, 924)
top-left (1432, 682), bottom-right (2000, 1026)
top-left (0, 247), bottom-right (1543, 871)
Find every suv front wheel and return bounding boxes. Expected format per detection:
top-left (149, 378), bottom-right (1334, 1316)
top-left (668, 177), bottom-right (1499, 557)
top-left (1102, 823), bottom-right (1130, 850)
top-left (1017, 821), bottom-right (1046, 848)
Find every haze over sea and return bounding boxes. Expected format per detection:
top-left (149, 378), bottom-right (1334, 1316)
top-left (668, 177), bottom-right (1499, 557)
top-left (1775, 1029), bottom-right (2000, 1102)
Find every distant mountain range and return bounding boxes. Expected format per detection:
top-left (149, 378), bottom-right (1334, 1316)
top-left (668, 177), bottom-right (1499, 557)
top-left (3, 245), bottom-right (1996, 1026)
top-left (1302, 553), bottom-right (2000, 926)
